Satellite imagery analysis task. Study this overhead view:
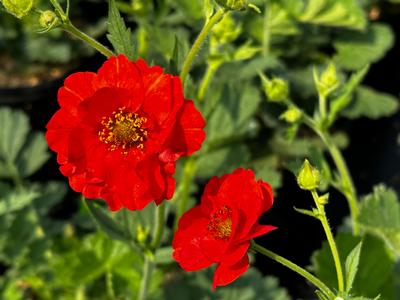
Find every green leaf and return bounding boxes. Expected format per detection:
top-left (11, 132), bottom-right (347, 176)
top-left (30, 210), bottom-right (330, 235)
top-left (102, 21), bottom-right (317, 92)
top-left (163, 268), bottom-right (290, 300)
top-left (328, 65), bottom-right (369, 125)
top-left (358, 185), bottom-right (400, 257)
top-left (0, 107), bottom-right (30, 164)
top-left (16, 132), bottom-right (50, 178)
top-left (342, 86), bottom-right (399, 120)
top-left (155, 247), bottom-right (173, 264)
top-left (0, 183), bottom-right (38, 216)
top-left (85, 200), bottom-right (129, 242)
top-left (334, 23), bottom-right (394, 70)
top-left (206, 84), bottom-right (261, 143)
top-left (197, 144), bottom-right (251, 179)
top-left (267, 0), bottom-right (299, 36)
top-left (311, 232), bottom-right (395, 297)
top-left (33, 181), bottom-right (67, 215)
top-left (0, 0), bottom-right (33, 18)
top-left (107, 0), bottom-right (135, 60)
top-left (249, 156), bottom-right (282, 189)
top-left (345, 242), bottom-right (362, 292)
top-left (297, 0), bottom-right (366, 30)
top-left (2, 209), bottom-right (39, 263)
top-left (167, 36), bottom-right (183, 75)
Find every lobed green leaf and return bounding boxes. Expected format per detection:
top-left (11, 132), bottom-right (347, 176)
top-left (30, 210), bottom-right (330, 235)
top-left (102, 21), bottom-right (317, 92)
top-left (358, 185), bottom-right (400, 257)
top-left (107, 0), bottom-right (135, 60)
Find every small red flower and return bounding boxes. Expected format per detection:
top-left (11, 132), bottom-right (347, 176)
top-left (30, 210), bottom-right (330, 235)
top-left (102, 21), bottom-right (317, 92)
top-left (46, 55), bottom-right (205, 211)
top-left (172, 168), bottom-right (276, 288)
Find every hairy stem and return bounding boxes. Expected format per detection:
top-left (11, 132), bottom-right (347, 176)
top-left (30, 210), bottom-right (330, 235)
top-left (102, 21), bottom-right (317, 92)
top-left (180, 9), bottom-right (226, 84)
top-left (62, 22), bottom-right (115, 58)
top-left (198, 61), bottom-right (221, 101)
top-left (150, 203), bottom-right (166, 250)
top-left (316, 131), bottom-right (359, 235)
top-left (311, 190), bottom-right (345, 293)
top-left (174, 158), bottom-right (197, 231)
top-left (251, 242), bottom-right (335, 298)
top-left (137, 255), bottom-right (154, 300)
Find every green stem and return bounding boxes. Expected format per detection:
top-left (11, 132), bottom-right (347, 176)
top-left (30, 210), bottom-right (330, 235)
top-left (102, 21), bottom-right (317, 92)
top-left (251, 242), bottom-right (335, 299)
top-left (62, 22), bottom-right (115, 58)
top-left (262, 1), bottom-right (271, 56)
top-left (150, 203), bottom-right (166, 250)
top-left (314, 129), bottom-right (360, 235)
top-left (289, 99), bottom-right (360, 235)
top-left (319, 93), bottom-right (327, 121)
top-left (137, 201), bottom-right (166, 300)
top-left (137, 255), bottom-right (154, 300)
top-left (106, 270), bottom-right (115, 300)
top-left (311, 190), bottom-right (345, 293)
top-left (180, 9), bottom-right (226, 84)
top-left (174, 158), bottom-right (197, 231)
top-left (6, 160), bottom-right (22, 190)
top-left (198, 61), bottom-right (221, 101)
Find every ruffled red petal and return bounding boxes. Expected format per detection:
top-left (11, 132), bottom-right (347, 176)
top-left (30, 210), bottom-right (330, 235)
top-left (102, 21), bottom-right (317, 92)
top-left (58, 72), bottom-right (97, 116)
top-left (173, 207), bottom-right (213, 271)
top-left (96, 55), bottom-right (144, 111)
top-left (213, 255), bottom-right (249, 288)
top-left (169, 100), bottom-right (206, 156)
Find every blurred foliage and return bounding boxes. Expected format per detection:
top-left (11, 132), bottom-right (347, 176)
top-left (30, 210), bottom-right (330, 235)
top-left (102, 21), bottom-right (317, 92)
top-left (0, 0), bottom-right (400, 299)
top-left (0, 0), bottom-right (105, 83)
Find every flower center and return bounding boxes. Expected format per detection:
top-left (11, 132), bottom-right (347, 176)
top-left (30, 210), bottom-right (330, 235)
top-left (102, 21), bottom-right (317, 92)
top-left (98, 107), bottom-right (148, 154)
top-left (207, 205), bottom-right (232, 240)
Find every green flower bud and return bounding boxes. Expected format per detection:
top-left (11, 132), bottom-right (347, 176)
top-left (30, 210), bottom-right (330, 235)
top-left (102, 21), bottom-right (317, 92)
top-left (320, 63), bottom-right (338, 89)
top-left (297, 159), bottom-right (321, 191)
top-left (280, 106), bottom-right (302, 123)
top-left (215, 0), bottom-right (247, 11)
top-left (313, 63), bottom-right (339, 97)
top-left (318, 193), bottom-right (329, 205)
top-left (136, 224), bottom-right (149, 244)
top-left (261, 76), bottom-right (289, 102)
top-left (1, 0), bottom-right (33, 19)
top-left (39, 10), bottom-right (59, 29)
top-left (211, 14), bottom-right (242, 45)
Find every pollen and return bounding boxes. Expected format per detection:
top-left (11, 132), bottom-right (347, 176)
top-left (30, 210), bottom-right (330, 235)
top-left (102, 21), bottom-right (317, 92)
top-left (98, 107), bottom-right (148, 154)
top-left (208, 205), bottom-right (232, 240)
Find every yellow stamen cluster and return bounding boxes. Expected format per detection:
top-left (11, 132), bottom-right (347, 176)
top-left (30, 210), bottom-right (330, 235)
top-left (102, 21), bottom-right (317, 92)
top-left (208, 205), bottom-right (233, 240)
top-left (98, 107), bottom-right (148, 154)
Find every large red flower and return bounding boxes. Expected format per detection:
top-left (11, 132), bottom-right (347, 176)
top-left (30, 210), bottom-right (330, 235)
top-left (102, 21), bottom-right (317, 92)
top-left (172, 168), bottom-right (276, 288)
top-left (46, 55), bottom-right (205, 211)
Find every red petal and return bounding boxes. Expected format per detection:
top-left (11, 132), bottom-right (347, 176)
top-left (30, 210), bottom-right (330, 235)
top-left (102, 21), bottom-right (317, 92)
top-left (142, 74), bottom-right (181, 126)
top-left (169, 100), bottom-right (206, 156)
top-left (258, 180), bottom-right (274, 212)
top-left (244, 224), bottom-right (277, 241)
top-left (213, 255), bottom-right (249, 288)
top-left (173, 206), bottom-right (213, 271)
top-left (46, 109), bottom-right (78, 155)
top-left (223, 242), bottom-right (250, 266)
top-left (96, 55), bottom-right (144, 111)
top-left (58, 72), bottom-right (97, 116)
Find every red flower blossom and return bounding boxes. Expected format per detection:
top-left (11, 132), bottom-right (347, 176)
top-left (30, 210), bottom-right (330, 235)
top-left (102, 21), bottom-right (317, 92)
top-left (172, 168), bottom-right (276, 288)
top-left (46, 55), bottom-right (205, 211)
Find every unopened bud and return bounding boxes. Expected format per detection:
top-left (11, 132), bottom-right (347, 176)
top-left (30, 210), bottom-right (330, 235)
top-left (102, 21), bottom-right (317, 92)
top-left (261, 76), bottom-right (289, 102)
top-left (297, 159), bottom-right (321, 191)
top-left (314, 63), bottom-right (339, 97)
top-left (215, 0), bottom-right (247, 11)
top-left (212, 14), bottom-right (242, 45)
top-left (321, 63), bottom-right (338, 89)
top-left (39, 10), bottom-right (59, 29)
top-left (136, 225), bottom-right (149, 244)
top-left (280, 107), bottom-right (302, 123)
